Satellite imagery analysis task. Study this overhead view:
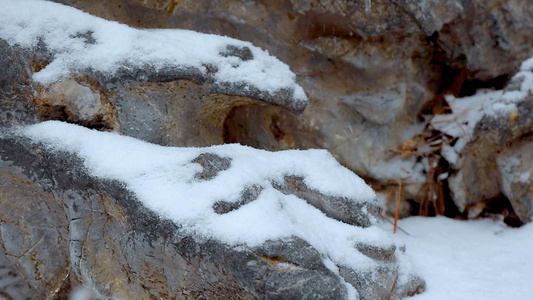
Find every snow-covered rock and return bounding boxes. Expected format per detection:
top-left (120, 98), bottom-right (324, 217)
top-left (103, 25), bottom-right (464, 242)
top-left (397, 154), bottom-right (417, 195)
top-left (0, 1), bottom-right (307, 148)
top-left (0, 121), bottom-right (424, 299)
top-left (429, 58), bottom-right (533, 223)
top-left (0, 0), bottom-right (307, 113)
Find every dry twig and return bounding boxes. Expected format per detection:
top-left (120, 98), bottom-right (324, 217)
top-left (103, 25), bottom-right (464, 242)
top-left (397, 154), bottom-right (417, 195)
top-left (394, 180), bottom-right (402, 234)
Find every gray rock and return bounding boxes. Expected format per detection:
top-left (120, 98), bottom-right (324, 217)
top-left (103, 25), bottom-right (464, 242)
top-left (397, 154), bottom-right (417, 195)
top-left (0, 40), bottom-right (38, 127)
top-left (43, 1), bottom-right (533, 215)
top-left (114, 87), bottom-right (169, 144)
top-left (213, 184), bottom-right (263, 214)
top-left (0, 133), bottom-right (424, 299)
top-left (436, 0), bottom-right (533, 78)
top-left (272, 175), bottom-right (380, 228)
top-left (444, 89), bottom-right (533, 221)
top-left (0, 245), bottom-right (34, 300)
top-left (192, 152), bottom-right (232, 181)
top-left (355, 243), bottom-right (397, 262)
top-left (219, 45), bottom-right (254, 61)
top-left (36, 79), bottom-right (116, 129)
top-left (497, 140), bottom-right (533, 223)
top-left (342, 83), bottom-right (406, 125)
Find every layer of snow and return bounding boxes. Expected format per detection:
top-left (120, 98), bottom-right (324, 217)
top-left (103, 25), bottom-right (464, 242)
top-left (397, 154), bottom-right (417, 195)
top-left (393, 217), bottom-right (533, 300)
top-left (0, 0), bottom-right (306, 104)
top-left (20, 121), bottom-right (396, 290)
top-left (371, 156), bottom-right (427, 183)
top-left (431, 90), bottom-right (504, 153)
top-left (519, 171), bottom-right (531, 184)
top-left (69, 287), bottom-right (96, 300)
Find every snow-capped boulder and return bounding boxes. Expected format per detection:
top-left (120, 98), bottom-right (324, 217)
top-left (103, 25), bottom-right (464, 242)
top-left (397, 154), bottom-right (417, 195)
top-left (0, 122), bottom-right (424, 299)
top-left (0, 0), bottom-right (307, 148)
top-left (431, 60), bottom-right (533, 224)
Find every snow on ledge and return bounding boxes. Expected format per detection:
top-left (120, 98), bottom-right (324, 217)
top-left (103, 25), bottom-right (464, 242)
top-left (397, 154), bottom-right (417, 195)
top-left (0, 0), bottom-right (307, 112)
top-left (20, 121), bottom-right (394, 276)
top-left (430, 58), bottom-right (533, 164)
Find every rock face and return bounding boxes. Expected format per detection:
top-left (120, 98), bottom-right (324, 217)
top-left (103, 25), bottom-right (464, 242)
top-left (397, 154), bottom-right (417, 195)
top-left (497, 140), bottom-right (533, 223)
top-left (40, 0), bottom-right (533, 223)
top-left (0, 40), bottom-right (38, 127)
top-left (0, 132), bottom-right (424, 299)
top-left (47, 0), bottom-right (533, 162)
top-left (0, 4), bottom-right (427, 298)
top-left (0, 36), bottom-right (299, 148)
top-left (0, 0), bottom-right (308, 147)
top-left (0, 245), bottom-right (34, 300)
top-left (2, 0), bottom-right (533, 297)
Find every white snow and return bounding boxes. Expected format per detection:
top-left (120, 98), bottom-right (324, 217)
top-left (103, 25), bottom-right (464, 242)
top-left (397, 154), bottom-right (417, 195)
top-left (521, 56), bottom-right (533, 72)
top-left (392, 216), bottom-right (533, 300)
top-left (20, 121), bottom-right (391, 283)
top-left (519, 171), bottom-right (530, 184)
top-left (431, 91), bottom-right (503, 152)
top-left (0, 0), bottom-right (307, 104)
top-left (371, 155), bottom-right (427, 183)
top-left (69, 287), bottom-right (96, 300)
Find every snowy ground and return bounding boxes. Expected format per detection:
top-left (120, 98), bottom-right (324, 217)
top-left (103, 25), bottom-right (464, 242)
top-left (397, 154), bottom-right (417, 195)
top-left (390, 217), bottom-right (533, 300)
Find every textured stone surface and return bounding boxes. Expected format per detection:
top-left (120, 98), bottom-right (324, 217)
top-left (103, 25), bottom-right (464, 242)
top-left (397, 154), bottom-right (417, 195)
top-left (392, 0), bottom-right (464, 35)
top-left (0, 245), bottom-right (34, 300)
top-left (445, 84), bottom-right (533, 221)
top-left (0, 34), bottom-right (301, 148)
top-left (436, 0), bottom-right (533, 79)
top-left (35, 78), bottom-right (118, 129)
top-left (272, 175), bottom-right (379, 228)
top-left (0, 40), bottom-right (38, 127)
top-left (497, 140), bottom-right (533, 223)
top-left (0, 134), bottom-right (424, 299)
top-left (111, 79), bottom-right (264, 147)
top-left (3, 0), bottom-right (533, 294)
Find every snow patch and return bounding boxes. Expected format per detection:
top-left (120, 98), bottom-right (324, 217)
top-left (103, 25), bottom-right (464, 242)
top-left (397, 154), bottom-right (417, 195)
top-left (371, 155), bottom-right (427, 183)
top-left (69, 287), bottom-right (96, 300)
top-left (519, 171), bottom-right (530, 184)
top-left (21, 121), bottom-right (388, 276)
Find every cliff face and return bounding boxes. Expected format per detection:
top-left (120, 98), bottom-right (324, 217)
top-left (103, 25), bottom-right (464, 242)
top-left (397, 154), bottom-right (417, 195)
top-left (45, 0), bottom-right (533, 222)
top-left (1, 0), bottom-right (533, 299)
top-left (0, 2), bottom-right (429, 299)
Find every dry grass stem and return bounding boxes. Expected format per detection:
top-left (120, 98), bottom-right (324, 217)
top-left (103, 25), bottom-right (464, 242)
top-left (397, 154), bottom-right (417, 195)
top-left (394, 180), bottom-right (402, 234)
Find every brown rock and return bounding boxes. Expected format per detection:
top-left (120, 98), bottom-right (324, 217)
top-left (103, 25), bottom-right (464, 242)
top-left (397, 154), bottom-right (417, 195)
top-left (35, 78), bottom-right (118, 130)
top-left (0, 162), bottom-right (70, 299)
